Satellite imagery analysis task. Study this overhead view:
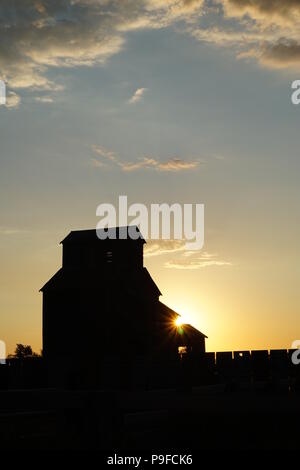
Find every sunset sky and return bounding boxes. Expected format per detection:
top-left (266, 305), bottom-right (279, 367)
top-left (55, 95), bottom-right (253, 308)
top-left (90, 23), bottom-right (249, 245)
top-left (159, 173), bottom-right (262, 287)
top-left (0, 0), bottom-right (299, 355)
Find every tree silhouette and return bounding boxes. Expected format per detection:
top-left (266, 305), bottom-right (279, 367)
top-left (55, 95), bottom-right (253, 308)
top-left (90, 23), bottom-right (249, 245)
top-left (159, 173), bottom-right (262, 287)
top-left (13, 344), bottom-right (39, 359)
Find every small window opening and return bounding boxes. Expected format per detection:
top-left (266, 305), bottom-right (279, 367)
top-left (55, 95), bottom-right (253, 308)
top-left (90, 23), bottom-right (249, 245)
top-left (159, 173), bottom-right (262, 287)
top-left (178, 346), bottom-right (188, 356)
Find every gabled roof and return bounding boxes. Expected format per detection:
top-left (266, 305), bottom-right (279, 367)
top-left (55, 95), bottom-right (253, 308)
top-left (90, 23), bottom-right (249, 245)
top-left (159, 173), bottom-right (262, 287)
top-left (60, 226), bottom-right (145, 244)
top-left (180, 323), bottom-right (208, 339)
top-left (157, 302), bottom-right (207, 338)
top-left (40, 266), bottom-right (161, 297)
top-left (158, 301), bottom-right (180, 319)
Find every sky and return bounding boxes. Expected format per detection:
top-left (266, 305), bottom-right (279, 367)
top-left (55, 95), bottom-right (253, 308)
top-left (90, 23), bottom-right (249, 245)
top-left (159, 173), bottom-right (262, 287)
top-left (0, 0), bottom-right (300, 354)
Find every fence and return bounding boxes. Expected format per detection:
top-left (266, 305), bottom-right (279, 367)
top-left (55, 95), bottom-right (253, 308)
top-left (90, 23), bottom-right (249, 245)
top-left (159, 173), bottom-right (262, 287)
top-left (0, 350), bottom-right (299, 391)
top-left (142, 349), bottom-right (300, 390)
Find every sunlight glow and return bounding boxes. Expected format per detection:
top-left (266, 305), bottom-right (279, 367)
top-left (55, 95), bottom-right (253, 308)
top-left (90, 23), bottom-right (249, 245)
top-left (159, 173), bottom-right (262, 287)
top-left (175, 317), bottom-right (183, 327)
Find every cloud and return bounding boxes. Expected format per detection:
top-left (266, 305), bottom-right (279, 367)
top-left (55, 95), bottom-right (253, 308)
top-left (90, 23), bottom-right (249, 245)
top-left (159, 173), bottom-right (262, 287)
top-left (3, 0), bottom-right (299, 107)
top-left (91, 145), bottom-right (118, 162)
top-left (189, 1), bottom-right (300, 70)
top-left (144, 238), bottom-right (232, 269)
top-left (91, 145), bottom-right (201, 172)
top-left (223, 0), bottom-right (300, 23)
top-left (90, 158), bottom-right (106, 168)
top-left (147, 0), bottom-right (204, 17)
top-left (118, 157), bottom-right (157, 171)
top-left (165, 251), bottom-right (232, 269)
top-left (259, 39), bottom-right (300, 68)
top-left (128, 87), bottom-right (148, 103)
top-left (157, 158), bottom-right (200, 171)
top-left (0, 0), bottom-right (206, 96)
top-left (35, 96), bottom-right (54, 103)
top-left (219, 0), bottom-right (300, 69)
top-left (0, 227), bottom-right (29, 235)
top-left (119, 156), bottom-right (200, 171)
top-left (144, 240), bottom-right (186, 257)
top-left (237, 39), bottom-right (300, 69)
top-left (0, 1), bottom-right (126, 91)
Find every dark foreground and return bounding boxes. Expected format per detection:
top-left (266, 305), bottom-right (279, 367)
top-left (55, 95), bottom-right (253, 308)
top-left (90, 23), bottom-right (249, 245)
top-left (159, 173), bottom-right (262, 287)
top-left (0, 383), bottom-right (300, 450)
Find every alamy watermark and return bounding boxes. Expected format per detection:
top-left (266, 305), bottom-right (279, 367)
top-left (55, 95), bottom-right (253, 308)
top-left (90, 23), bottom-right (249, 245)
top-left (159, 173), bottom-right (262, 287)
top-left (291, 340), bottom-right (300, 365)
top-left (0, 340), bottom-right (6, 364)
top-left (96, 195), bottom-right (204, 250)
top-left (291, 80), bottom-right (300, 105)
top-left (0, 80), bottom-right (6, 106)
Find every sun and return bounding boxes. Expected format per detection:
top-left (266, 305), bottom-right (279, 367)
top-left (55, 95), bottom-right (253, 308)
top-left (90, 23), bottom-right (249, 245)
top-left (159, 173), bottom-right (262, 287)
top-left (175, 317), bottom-right (183, 327)
top-left (174, 310), bottom-right (191, 327)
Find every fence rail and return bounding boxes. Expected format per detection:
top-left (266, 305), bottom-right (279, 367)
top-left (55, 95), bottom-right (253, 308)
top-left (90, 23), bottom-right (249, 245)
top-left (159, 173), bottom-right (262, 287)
top-left (0, 349), bottom-right (299, 390)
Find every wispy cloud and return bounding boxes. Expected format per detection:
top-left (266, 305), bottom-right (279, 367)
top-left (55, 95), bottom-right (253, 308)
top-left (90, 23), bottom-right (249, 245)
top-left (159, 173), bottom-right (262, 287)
top-left (144, 240), bottom-right (186, 257)
top-left (91, 145), bottom-right (201, 172)
top-left (0, 227), bottom-right (29, 235)
top-left (128, 87), bottom-right (148, 104)
top-left (156, 158), bottom-right (200, 171)
top-left (165, 251), bottom-right (232, 269)
top-left (144, 240), bottom-right (232, 269)
top-left (90, 158), bottom-right (106, 168)
top-left (91, 145), bottom-right (118, 162)
top-left (35, 96), bottom-right (54, 103)
top-left (119, 157), bottom-right (200, 172)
